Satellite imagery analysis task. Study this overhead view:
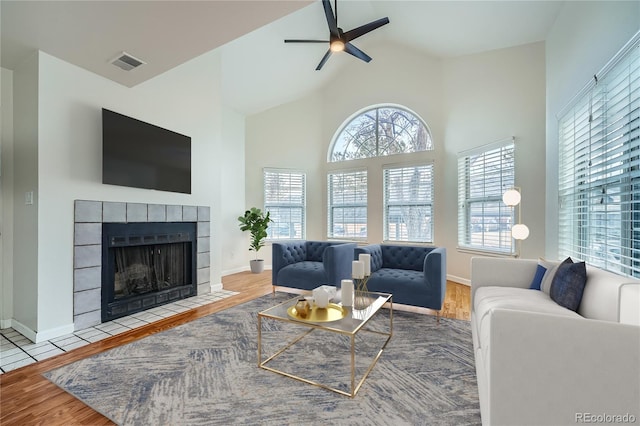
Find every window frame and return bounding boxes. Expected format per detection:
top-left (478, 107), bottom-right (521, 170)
top-left (327, 169), bottom-right (368, 240)
top-left (383, 162), bottom-right (434, 243)
top-left (263, 168), bottom-right (306, 241)
top-left (557, 32), bottom-right (640, 277)
top-left (328, 104), bottom-right (433, 163)
top-left (457, 138), bottom-right (516, 255)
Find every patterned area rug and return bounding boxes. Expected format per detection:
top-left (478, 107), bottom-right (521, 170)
top-left (44, 293), bottom-right (480, 425)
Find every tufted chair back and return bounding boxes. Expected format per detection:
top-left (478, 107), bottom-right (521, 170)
top-left (306, 241), bottom-right (333, 262)
top-left (382, 245), bottom-right (433, 271)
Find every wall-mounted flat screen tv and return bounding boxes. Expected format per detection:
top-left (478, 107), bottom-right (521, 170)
top-left (102, 108), bottom-right (191, 194)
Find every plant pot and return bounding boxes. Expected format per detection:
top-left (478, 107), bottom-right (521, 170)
top-left (250, 259), bottom-right (265, 274)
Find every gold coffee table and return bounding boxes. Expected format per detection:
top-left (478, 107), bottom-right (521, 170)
top-left (257, 291), bottom-right (392, 397)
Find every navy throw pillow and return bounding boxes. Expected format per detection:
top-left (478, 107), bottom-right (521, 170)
top-left (550, 259), bottom-right (587, 312)
top-left (529, 264), bottom-right (547, 290)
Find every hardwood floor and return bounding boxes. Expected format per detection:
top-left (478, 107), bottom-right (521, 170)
top-left (0, 271), bottom-right (470, 425)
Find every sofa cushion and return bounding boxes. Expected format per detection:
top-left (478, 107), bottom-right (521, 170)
top-left (474, 286), bottom-right (582, 372)
top-left (277, 261), bottom-right (327, 290)
top-left (550, 259), bottom-right (587, 312)
top-left (540, 259), bottom-right (564, 294)
top-left (529, 263), bottom-right (547, 290)
top-left (365, 268), bottom-right (424, 305)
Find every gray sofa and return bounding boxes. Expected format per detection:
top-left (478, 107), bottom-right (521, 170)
top-left (271, 240), bottom-right (356, 291)
top-left (354, 244), bottom-right (446, 312)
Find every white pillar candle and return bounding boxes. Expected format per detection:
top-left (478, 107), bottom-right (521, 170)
top-left (341, 279), bottom-right (353, 306)
top-left (352, 260), bottom-right (364, 279)
top-left (359, 253), bottom-right (371, 276)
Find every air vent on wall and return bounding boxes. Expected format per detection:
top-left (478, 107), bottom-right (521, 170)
top-left (110, 52), bottom-right (146, 71)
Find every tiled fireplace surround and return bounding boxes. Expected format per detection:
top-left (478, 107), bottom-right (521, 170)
top-left (73, 200), bottom-right (211, 331)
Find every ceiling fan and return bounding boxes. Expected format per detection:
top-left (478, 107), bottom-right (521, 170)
top-left (285, 0), bottom-right (390, 71)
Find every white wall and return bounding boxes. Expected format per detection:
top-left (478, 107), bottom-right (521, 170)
top-left (220, 106), bottom-right (248, 275)
top-left (442, 42), bottom-right (546, 280)
top-left (545, 1), bottom-right (640, 259)
top-left (12, 52), bottom-right (39, 332)
top-left (4, 46), bottom-right (244, 340)
top-left (245, 41), bottom-right (546, 282)
top-left (1, 67), bottom-right (15, 328)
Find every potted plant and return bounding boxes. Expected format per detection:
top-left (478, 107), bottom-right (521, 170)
top-left (238, 207), bottom-right (272, 273)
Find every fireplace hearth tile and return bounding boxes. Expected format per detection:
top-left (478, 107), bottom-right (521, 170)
top-left (167, 205), bottom-right (183, 221)
top-left (74, 288), bottom-right (101, 314)
top-left (198, 206), bottom-right (210, 221)
top-left (74, 310), bottom-right (101, 331)
top-left (148, 204), bottom-right (167, 222)
top-left (75, 200), bottom-right (102, 222)
top-left (197, 221), bottom-right (210, 237)
top-left (74, 223), bottom-right (102, 246)
top-left (197, 267), bottom-right (210, 285)
top-left (197, 237), bottom-right (210, 253)
top-left (74, 245), bottom-right (101, 269)
top-left (103, 202), bottom-right (126, 222)
top-left (74, 267), bottom-right (101, 292)
top-left (197, 252), bottom-right (210, 268)
top-left (126, 203), bottom-right (148, 222)
top-left (183, 206), bottom-right (197, 221)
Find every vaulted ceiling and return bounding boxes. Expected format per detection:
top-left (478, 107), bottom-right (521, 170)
top-left (1, 1), bottom-right (564, 114)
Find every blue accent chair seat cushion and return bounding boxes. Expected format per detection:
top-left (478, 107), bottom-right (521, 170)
top-left (354, 244), bottom-right (447, 311)
top-left (272, 240), bottom-right (357, 291)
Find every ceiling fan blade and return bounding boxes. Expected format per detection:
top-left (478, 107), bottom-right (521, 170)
top-left (344, 42), bottom-right (372, 63)
top-left (344, 17), bottom-right (390, 42)
top-left (284, 39), bottom-right (329, 43)
top-left (316, 49), bottom-right (333, 71)
top-left (322, 0), bottom-right (339, 37)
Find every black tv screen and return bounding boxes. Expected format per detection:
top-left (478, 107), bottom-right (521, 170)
top-left (102, 108), bottom-right (191, 194)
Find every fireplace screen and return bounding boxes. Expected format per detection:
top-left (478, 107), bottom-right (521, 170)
top-left (102, 221), bottom-right (197, 322)
top-left (114, 243), bottom-right (187, 299)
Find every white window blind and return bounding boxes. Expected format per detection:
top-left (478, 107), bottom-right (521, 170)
top-left (457, 139), bottom-right (515, 254)
top-left (263, 169), bottom-right (306, 240)
top-left (383, 164), bottom-right (434, 242)
top-left (327, 170), bottom-right (367, 239)
top-left (558, 34), bottom-right (640, 277)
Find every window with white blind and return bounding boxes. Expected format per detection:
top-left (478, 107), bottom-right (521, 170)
top-left (558, 34), bottom-right (640, 277)
top-left (458, 139), bottom-right (515, 254)
top-left (383, 164), bottom-right (434, 242)
top-left (327, 170), bottom-right (367, 239)
top-left (264, 169), bottom-right (306, 240)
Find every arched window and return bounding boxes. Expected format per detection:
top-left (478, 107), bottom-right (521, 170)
top-left (329, 106), bottom-right (432, 162)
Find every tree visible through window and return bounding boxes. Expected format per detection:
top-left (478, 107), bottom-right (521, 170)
top-left (384, 164), bottom-right (434, 242)
top-left (330, 106), bottom-right (432, 162)
top-left (264, 169), bottom-right (306, 240)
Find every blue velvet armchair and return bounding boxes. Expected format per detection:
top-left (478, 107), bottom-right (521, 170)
top-left (354, 244), bottom-right (447, 312)
top-left (272, 240), bottom-right (357, 291)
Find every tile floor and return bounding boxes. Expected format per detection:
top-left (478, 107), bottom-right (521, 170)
top-left (0, 289), bottom-right (238, 374)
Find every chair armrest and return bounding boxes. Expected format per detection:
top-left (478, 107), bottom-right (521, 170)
top-left (423, 247), bottom-right (446, 309)
top-left (485, 309), bottom-right (640, 425)
top-left (271, 241), bottom-right (306, 285)
top-left (470, 257), bottom-right (538, 301)
top-left (323, 243), bottom-right (357, 286)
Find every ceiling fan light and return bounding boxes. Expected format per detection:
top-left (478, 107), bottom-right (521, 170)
top-left (330, 40), bottom-right (345, 52)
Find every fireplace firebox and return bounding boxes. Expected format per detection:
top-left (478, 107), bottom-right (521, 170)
top-left (101, 222), bottom-right (197, 322)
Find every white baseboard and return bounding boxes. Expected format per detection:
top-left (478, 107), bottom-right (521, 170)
top-left (447, 274), bottom-right (470, 286)
top-left (222, 265), bottom-right (273, 277)
top-left (210, 282), bottom-right (223, 292)
top-left (0, 318), bottom-right (12, 329)
top-left (11, 319), bottom-right (75, 343)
